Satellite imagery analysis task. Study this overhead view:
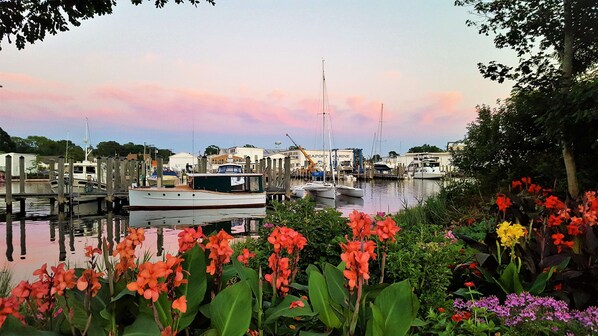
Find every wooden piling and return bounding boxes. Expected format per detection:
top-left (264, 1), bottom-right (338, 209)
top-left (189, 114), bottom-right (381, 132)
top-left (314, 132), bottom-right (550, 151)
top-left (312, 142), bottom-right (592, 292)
top-left (5, 155), bottom-right (12, 213)
top-left (19, 156), bottom-right (25, 214)
top-left (57, 157), bottom-right (65, 213)
top-left (245, 156), bottom-right (251, 173)
top-left (284, 156), bottom-right (291, 199)
top-left (114, 158), bottom-right (121, 192)
top-left (278, 158), bottom-right (283, 187)
top-left (106, 158), bottom-right (114, 211)
top-left (272, 158), bottom-right (277, 188)
top-left (266, 157), bottom-right (272, 190)
top-left (157, 157), bottom-right (163, 188)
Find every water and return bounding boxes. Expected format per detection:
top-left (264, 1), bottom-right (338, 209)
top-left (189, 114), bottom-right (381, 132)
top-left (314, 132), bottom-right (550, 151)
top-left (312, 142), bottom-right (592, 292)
top-left (0, 179), bottom-right (442, 282)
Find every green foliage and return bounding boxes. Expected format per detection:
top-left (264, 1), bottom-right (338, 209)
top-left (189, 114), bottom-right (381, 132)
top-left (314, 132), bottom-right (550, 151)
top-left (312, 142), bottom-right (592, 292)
top-left (385, 206), bottom-right (467, 312)
top-left (0, 266), bottom-right (12, 297)
top-left (259, 198), bottom-right (349, 283)
top-left (204, 145), bottom-right (220, 156)
top-left (0, 127), bottom-right (15, 153)
top-left (209, 281), bottom-right (252, 336)
top-left (407, 144), bottom-right (443, 153)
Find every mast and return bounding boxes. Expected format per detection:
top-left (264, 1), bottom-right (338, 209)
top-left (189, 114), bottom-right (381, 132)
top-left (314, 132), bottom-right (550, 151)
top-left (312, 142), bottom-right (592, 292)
top-left (84, 117), bottom-right (91, 161)
top-left (378, 104), bottom-right (384, 158)
top-left (321, 59), bottom-right (326, 179)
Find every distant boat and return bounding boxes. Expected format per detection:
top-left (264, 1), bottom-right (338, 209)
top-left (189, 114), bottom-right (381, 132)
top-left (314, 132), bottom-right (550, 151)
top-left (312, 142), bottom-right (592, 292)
top-left (147, 168), bottom-right (178, 187)
top-left (336, 184), bottom-right (364, 198)
top-left (128, 171), bottom-right (266, 210)
top-left (406, 154), bottom-right (445, 179)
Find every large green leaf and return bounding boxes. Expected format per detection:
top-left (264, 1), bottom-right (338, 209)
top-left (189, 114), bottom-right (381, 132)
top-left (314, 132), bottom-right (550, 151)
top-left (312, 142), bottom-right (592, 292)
top-left (264, 295), bottom-right (315, 324)
top-left (323, 263), bottom-right (349, 306)
top-left (498, 262), bottom-right (523, 294)
top-left (210, 281), bottom-right (252, 336)
top-left (0, 315), bottom-right (61, 335)
top-left (177, 244), bottom-right (207, 329)
top-left (308, 269), bottom-right (342, 329)
top-left (63, 291), bottom-right (107, 336)
top-left (232, 258), bottom-right (259, 299)
top-left (122, 314), bottom-right (160, 336)
top-left (373, 279), bottom-right (419, 336)
top-left (365, 303), bottom-right (384, 336)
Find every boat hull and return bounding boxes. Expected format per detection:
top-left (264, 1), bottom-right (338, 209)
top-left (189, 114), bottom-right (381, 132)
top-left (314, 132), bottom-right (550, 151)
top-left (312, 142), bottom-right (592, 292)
top-left (129, 207), bottom-right (267, 227)
top-left (303, 182), bottom-right (336, 199)
top-left (336, 185), bottom-right (364, 198)
top-left (128, 186), bottom-right (266, 210)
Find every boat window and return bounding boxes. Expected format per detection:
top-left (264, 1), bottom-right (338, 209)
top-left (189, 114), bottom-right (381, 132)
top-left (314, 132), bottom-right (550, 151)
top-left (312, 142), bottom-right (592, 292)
top-left (86, 167), bottom-right (96, 174)
top-left (249, 177), bottom-right (261, 192)
top-left (73, 166), bottom-right (84, 174)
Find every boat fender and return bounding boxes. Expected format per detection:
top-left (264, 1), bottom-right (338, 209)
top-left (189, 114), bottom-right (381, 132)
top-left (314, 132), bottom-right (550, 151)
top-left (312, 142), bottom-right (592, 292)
top-left (84, 184), bottom-right (94, 193)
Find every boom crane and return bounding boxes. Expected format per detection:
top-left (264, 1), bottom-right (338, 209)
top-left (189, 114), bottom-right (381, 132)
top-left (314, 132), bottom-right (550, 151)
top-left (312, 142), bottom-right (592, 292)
top-left (286, 133), bottom-right (319, 174)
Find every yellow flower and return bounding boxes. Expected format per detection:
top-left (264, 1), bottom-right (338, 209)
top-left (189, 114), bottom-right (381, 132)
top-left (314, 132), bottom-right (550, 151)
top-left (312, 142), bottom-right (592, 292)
top-left (496, 221), bottom-right (527, 249)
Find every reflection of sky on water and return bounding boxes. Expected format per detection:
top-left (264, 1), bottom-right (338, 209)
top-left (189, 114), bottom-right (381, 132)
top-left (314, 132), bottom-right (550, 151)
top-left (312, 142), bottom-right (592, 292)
top-left (0, 179), bottom-right (442, 282)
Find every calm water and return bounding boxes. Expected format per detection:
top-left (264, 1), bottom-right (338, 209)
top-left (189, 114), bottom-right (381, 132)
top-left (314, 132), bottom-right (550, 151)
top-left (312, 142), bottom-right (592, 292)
top-left (0, 179), bottom-right (441, 282)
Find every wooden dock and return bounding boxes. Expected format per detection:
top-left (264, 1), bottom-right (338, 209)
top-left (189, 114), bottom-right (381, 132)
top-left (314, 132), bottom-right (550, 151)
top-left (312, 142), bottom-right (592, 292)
top-left (1, 154), bottom-right (293, 215)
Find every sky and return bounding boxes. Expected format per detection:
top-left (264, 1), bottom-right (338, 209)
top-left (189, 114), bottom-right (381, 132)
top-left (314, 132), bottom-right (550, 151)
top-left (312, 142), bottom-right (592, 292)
top-left (0, 1), bottom-right (516, 157)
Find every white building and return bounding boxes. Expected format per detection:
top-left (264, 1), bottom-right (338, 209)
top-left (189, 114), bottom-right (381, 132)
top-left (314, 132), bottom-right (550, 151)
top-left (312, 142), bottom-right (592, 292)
top-left (168, 152), bottom-right (196, 172)
top-left (223, 147), bottom-right (264, 164)
top-left (0, 153), bottom-right (38, 175)
top-left (380, 152), bottom-right (455, 171)
top-left (280, 148), bottom-right (354, 172)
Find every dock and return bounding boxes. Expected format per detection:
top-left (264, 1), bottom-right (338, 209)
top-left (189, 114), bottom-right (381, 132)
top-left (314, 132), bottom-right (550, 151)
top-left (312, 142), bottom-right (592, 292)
top-left (1, 154), bottom-right (293, 216)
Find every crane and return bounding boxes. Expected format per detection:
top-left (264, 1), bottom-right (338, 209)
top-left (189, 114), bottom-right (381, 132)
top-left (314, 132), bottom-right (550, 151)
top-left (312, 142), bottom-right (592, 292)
top-left (286, 133), bottom-right (320, 174)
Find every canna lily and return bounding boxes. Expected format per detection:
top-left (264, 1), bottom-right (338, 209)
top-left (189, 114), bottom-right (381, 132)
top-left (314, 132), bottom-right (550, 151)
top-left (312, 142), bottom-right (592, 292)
top-left (178, 227), bottom-right (205, 253)
top-left (289, 300), bottom-right (305, 309)
top-left (172, 296), bottom-right (187, 313)
top-left (84, 245), bottom-right (102, 258)
top-left (496, 194), bottom-right (512, 213)
top-left (76, 269), bottom-right (104, 297)
top-left (375, 216), bottom-right (401, 243)
top-left (236, 248), bottom-right (256, 266)
top-left (348, 210), bottom-right (373, 239)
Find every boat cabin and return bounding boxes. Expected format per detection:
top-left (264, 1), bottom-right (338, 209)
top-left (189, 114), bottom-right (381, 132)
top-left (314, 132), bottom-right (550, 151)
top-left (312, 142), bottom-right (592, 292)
top-left (217, 164), bottom-right (244, 174)
top-left (188, 173), bottom-right (264, 193)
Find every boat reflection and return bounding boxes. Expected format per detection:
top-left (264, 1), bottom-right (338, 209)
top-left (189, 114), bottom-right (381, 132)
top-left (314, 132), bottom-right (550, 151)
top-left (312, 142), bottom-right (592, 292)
top-left (128, 207), bottom-right (267, 228)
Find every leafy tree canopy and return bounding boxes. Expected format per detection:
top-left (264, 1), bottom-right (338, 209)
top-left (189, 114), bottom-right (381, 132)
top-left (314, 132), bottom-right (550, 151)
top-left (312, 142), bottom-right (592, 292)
top-left (243, 144), bottom-right (256, 148)
top-left (0, 0), bottom-right (215, 50)
top-left (454, 0), bottom-right (598, 89)
top-left (204, 145), bottom-right (220, 156)
top-left (0, 127), bottom-right (15, 153)
top-left (408, 144), bottom-right (443, 153)
top-left (388, 150), bottom-right (399, 157)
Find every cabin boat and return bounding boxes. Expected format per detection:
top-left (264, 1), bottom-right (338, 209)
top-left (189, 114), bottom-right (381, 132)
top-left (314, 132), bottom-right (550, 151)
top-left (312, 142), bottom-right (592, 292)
top-left (128, 172), bottom-right (266, 210)
top-left (147, 168), bottom-right (179, 187)
top-left (336, 184), bottom-right (364, 198)
top-left (49, 160), bottom-right (106, 195)
top-left (406, 155), bottom-right (445, 179)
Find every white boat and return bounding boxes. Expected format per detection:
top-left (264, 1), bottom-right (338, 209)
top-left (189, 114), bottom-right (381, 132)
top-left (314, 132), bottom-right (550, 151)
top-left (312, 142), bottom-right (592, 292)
top-left (128, 172), bottom-right (266, 210)
top-left (336, 184), bottom-right (364, 198)
top-left (147, 168), bottom-right (179, 187)
top-left (303, 181), bottom-right (336, 199)
top-left (406, 154), bottom-right (446, 179)
top-left (49, 120), bottom-right (106, 196)
top-left (128, 207), bottom-right (266, 227)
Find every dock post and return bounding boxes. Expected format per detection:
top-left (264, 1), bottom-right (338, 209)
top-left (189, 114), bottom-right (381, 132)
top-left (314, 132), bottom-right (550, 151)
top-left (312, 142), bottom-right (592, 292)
top-left (97, 158), bottom-right (103, 186)
top-left (68, 159), bottom-right (74, 214)
top-left (271, 158), bottom-right (277, 189)
top-left (106, 158), bottom-right (114, 211)
top-left (57, 157), bottom-right (65, 213)
top-left (5, 215), bottom-right (13, 261)
top-left (19, 156), bottom-right (25, 215)
top-left (113, 158), bottom-right (121, 192)
top-left (5, 155), bottom-right (12, 213)
top-left (120, 160), bottom-right (127, 190)
top-left (284, 156), bottom-right (291, 199)
top-left (245, 156), bottom-right (251, 173)
top-left (266, 157), bottom-right (272, 190)
top-left (278, 158), bottom-right (283, 187)
top-left (157, 158), bottom-right (163, 188)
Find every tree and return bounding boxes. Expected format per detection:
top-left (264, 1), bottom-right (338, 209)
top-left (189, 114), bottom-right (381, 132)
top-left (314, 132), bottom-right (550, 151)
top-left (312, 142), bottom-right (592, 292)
top-left (243, 144), bottom-right (256, 148)
top-left (204, 145), bottom-right (220, 156)
top-left (0, 0), bottom-right (215, 50)
top-left (407, 144), bottom-right (443, 153)
top-left (96, 141), bottom-right (123, 157)
top-left (455, 0), bottom-right (598, 197)
top-left (0, 127), bottom-right (15, 153)
top-left (288, 146), bottom-right (298, 150)
top-left (388, 150), bottom-right (399, 158)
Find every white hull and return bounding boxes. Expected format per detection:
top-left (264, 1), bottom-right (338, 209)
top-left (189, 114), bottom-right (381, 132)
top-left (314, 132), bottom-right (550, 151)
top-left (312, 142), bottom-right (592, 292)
top-left (128, 185), bottom-right (266, 210)
top-left (302, 182), bottom-right (336, 199)
top-left (50, 178), bottom-right (106, 195)
top-left (129, 207), bottom-right (266, 227)
top-left (410, 171), bottom-right (445, 179)
top-left (336, 185), bottom-right (364, 198)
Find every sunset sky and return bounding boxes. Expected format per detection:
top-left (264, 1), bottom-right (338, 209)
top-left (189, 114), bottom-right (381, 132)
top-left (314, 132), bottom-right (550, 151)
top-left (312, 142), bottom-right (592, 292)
top-left (0, 1), bottom-right (515, 157)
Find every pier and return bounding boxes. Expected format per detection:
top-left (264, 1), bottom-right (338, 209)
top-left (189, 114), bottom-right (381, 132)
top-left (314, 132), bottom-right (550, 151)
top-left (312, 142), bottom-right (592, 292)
top-left (1, 155), bottom-right (293, 216)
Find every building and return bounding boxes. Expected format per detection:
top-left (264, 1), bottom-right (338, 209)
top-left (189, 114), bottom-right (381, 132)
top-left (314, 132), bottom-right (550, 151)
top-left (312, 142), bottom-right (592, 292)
top-left (279, 148), bottom-right (354, 172)
top-left (0, 153), bottom-right (39, 175)
top-left (168, 152), bottom-right (196, 172)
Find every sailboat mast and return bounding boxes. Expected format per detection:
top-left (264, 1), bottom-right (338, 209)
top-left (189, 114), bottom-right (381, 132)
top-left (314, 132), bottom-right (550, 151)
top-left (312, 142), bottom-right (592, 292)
top-left (379, 104), bottom-right (384, 158)
top-left (321, 59), bottom-right (326, 176)
top-left (84, 117), bottom-right (90, 161)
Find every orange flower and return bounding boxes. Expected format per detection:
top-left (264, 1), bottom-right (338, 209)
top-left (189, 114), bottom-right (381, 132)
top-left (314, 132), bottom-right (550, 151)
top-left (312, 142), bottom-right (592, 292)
top-left (547, 214), bottom-right (563, 228)
top-left (265, 254), bottom-right (291, 295)
top-left (172, 296), bottom-right (187, 313)
top-left (496, 194), bottom-right (512, 213)
top-left (528, 184), bottom-right (542, 194)
top-left (289, 300), bottom-right (305, 309)
top-left (84, 245), bottom-right (102, 258)
top-left (237, 248), bottom-right (256, 266)
top-left (464, 281), bottom-right (475, 288)
top-left (76, 269), bottom-right (104, 297)
top-left (0, 296), bottom-right (23, 328)
top-left (205, 230), bottom-right (234, 276)
top-left (567, 217), bottom-right (583, 236)
top-left (511, 180), bottom-right (522, 190)
top-left (348, 210), bottom-right (373, 239)
top-left (520, 177), bottom-right (531, 185)
top-left (552, 233), bottom-right (565, 245)
top-left (375, 216), bottom-right (401, 243)
top-left (11, 281), bottom-right (32, 303)
top-left (50, 263), bottom-right (77, 296)
top-left (438, 307), bottom-right (445, 313)
top-left (127, 261), bottom-right (170, 302)
top-left (178, 227), bottom-right (205, 253)
top-left (161, 326), bottom-right (174, 336)
top-left (340, 241), bottom-right (374, 291)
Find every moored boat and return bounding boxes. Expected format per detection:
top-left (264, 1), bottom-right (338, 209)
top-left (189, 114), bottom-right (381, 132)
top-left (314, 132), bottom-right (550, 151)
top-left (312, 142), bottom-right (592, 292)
top-left (406, 154), bottom-right (445, 179)
top-left (336, 184), bottom-right (364, 198)
top-left (128, 172), bottom-right (266, 210)
top-left (128, 207), bottom-right (266, 227)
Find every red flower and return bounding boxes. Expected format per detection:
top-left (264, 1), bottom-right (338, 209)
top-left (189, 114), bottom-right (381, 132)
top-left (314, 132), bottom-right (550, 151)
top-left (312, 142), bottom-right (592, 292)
top-left (84, 246), bottom-right (102, 258)
top-left (172, 296), bottom-right (187, 313)
top-left (554, 283), bottom-right (563, 291)
top-left (289, 300), bottom-right (305, 309)
top-left (237, 248), bottom-right (256, 266)
top-left (528, 184), bottom-right (542, 194)
top-left (544, 196), bottom-right (565, 210)
top-left (496, 194), bottom-right (512, 213)
top-left (511, 180), bottom-right (522, 190)
top-left (451, 313), bottom-right (463, 322)
top-left (178, 227), bottom-right (205, 253)
top-left (521, 177), bottom-right (531, 185)
top-left (438, 307), bottom-right (445, 313)
top-left (348, 210), bottom-right (373, 239)
top-left (464, 281), bottom-right (475, 288)
top-left (375, 216), bottom-right (401, 243)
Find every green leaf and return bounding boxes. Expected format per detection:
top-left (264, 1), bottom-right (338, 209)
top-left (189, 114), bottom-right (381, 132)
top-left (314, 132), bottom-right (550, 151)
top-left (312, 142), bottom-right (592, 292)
top-left (308, 269), bottom-right (342, 329)
top-left (0, 315), bottom-right (61, 335)
top-left (177, 244), bottom-right (207, 329)
top-left (528, 267), bottom-right (555, 295)
top-left (366, 303), bottom-right (384, 336)
top-left (498, 262), bottom-right (523, 294)
top-left (232, 258), bottom-right (259, 299)
top-left (122, 314), bottom-right (160, 336)
top-left (323, 263), bottom-right (349, 306)
top-left (264, 295), bottom-right (315, 324)
top-left (211, 281), bottom-right (252, 336)
top-left (200, 329), bottom-right (219, 336)
top-left (154, 293), bottom-right (174, 327)
top-left (373, 279), bottom-right (419, 336)
top-left (111, 288), bottom-right (136, 302)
